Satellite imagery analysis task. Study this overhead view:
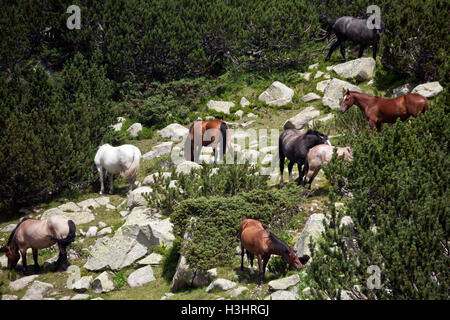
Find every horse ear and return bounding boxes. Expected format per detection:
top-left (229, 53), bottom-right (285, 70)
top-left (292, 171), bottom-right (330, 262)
top-left (346, 89), bottom-right (350, 95)
top-left (0, 246), bottom-right (7, 253)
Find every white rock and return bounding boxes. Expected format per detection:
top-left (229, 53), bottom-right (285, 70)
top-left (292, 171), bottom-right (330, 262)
top-left (71, 294), bottom-right (90, 300)
top-left (98, 221), bottom-right (107, 229)
top-left (206, 279), bottom-right (237, 293)
top-left (258, 81), bottom-right (295, 106)
top-left (0, 224), bottom-right (17, 233)
top-left (157, 123), bottom-right (189, 141)
top-left (207, 100), bottom-right (235, 114)
top-left (127, 123), bottom-right (143, 137)
top-left (229, 286), bottom-right (249, 298)
top-left (142, 172), bottom-right (172, 185)
top-left (316, 80), bottom-right (331, 93)
top-left (127, 265), bottom-right (156, 287)
top-left (300, 72), bottom-right (312, 81)
top-left (142, 142), bottom-right (173, 161)
top-left (77, 198), bottom-right (100, 210)
top-left (235, 110), bottom-right (244, 120)
top-left (22, 281), bottom-right (54, 300)
top-left (1, 294), bottom-right (18, 300)
top-left (42, 207), bottom-right (94, 225)
top-left (246, 112), bottom-right (258, 118)
top-left (9, 275), bottom-right (39, 291)
top-left (284, 107), bottom-right (321, 130)
top-left (268, 274), bottom-right (300, 291)
top-left (91, 271), bottom-right (115, 294)
top-left (240, 97), bottom-right (250, 107)
top-left (126, 186), bottom-right (153, 209)
top-left (72, 276), bottom-right (93, 292)
top-left (308, 63), bottom-right (319, 70)
top-left (411, 81), bottom-right (443, 98)
top-left (95, 197), bottom-right (110, 206)
top-left (58, 202), bottom-right (81, 212)
top-left (331, 58), bottom-right (376, 81)
top-left (317, 114), bottom-right (334, 122)
top-left (322, 78), bottom-right (362, 109)
top-left (176, 161), bottom-right (202, 175)
top-left (138, 253), bottom-right (163, 266)
top-left (294, 213), bottom-right (327, 258)
top-left (264, 290), bottom-right (298, 300)
top-left (301, 92), bottom-right (322, 102)
top-left (97, 227), bottom-right (112, 237)
top-left (85, 226), bottom-right (98, 238)
top-left (314, 71), bottom-right (324, 79)
top-left (393, 83), bottom-right (415, 97)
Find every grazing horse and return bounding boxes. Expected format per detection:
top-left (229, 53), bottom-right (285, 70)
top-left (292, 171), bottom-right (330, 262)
top-left (304, 144), bottom-right (353, 187)
top-left (340, 89), bottom-right (429, 135)
top-left (94, 144), bottom-right (141, 194)
top-left (316, 16), bottom-right (384, 61)
top-left (238, 219), bottom-right (309, 285)
top-left (279, 129), bottom-right (330, 186)
top-left (0, 216), bottom-right (76, 274)
top-left (184, 119), bottom-right (234, 163)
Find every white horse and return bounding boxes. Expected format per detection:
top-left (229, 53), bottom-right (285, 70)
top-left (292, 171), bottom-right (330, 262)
top-left (94, 144), bottom-right (141, 194)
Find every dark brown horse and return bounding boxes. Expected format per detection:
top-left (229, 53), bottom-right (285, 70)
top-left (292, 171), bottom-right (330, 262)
top-left (184, 119), bottom-right (233, 163)
top-left (0, 216), bottom-right (76, 274)
top-left (238, 219), bottom-right (309, 285)
top-left (340, 90), bottom-right (429, 135)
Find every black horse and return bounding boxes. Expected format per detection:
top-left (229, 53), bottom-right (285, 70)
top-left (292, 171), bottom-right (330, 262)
top-left (316, 16), bottom-right (384, 61)
top-left (279, 129), bottom-right (330, 186)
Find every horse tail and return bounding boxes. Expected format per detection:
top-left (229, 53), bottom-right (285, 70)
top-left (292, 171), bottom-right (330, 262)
top-left (121, 147), bottom-right (141, 180)
top-left (51, 220), bottom-right (76, 246)
top-left (315, 21), bottom-right (334, 42)
top-left (220, 121), bottom-right (228, 157)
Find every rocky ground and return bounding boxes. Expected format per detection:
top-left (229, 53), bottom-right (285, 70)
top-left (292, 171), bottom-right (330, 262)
top-left (0, 57), bottom-right (443, 300)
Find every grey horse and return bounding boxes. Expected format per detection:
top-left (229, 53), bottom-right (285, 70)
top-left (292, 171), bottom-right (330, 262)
top-left (316, 16), bottom-right (384, 61)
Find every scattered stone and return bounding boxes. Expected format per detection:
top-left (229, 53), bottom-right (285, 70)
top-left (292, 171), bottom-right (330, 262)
top-left (308, 63), bottom-right (319, 70)
top-left (0, 223), bottom-right (17, 233)
top-left (22, 281), bottom-right (54, 300)
top-left (142, 142), bottom-right (174, 161)
top-left (41, 207), bottom-right (95, 225)
top-left (301, 92), bottom-right (322, 102)
top-left (316, 79), bottom-right (331, 93)
top-left (258, 81), bottom-right (294, 106)
top-left (176, 161), bottom-right (202, 175)
top-left (246, 112), bottom-right (258, 118)
top-left (314, 71), bottom-right (324, 79)
top-left (9, 275), bottom-right (39, 291)
top-left (98, 221), bottom-right (107, 229)
top-left (171, 255), bottom-right (214, 291)
top-left (97, 227), bottom-right (113, 237)
top-left (240, 97), bottom-right (250, 107)
top-left (138, 253), bottom-right (163, 266)
top-left (302, 287), bottom-right (312, 295)
top-left (111, 117), bottom-right (126, 131)
top-left (322, 78), bottom-right (362, 110)
top-left (264, 290), bottom-right (298, 300)
top-left (235, 110), bottom-right (244, 120)
top-left (71, 294), bottom-right (90, 300)
top-left (331, 57), bottom-right (376, 81)
top-left (119, 210), bottom-right (129, 217)
top-left (268, 274), bottom-right (300, 291)
top-left (92, 271), bottom-right (115, 294)
top-left (161, 292), bottom-right (174, 300)
top-left (294, 213), bottom-right (327, 258)
top-left (85, 226), bottom-right (98, 238)
top-left (317, 114), bottom-right (334, 122)
top-left (207, 100), bottom-right (235, 114)
top-left (72, 276), bottom-right (93, 292)
top-left (77, 198), bottom-right (100, 210)
top-left (392, 83), bottom-right (414, 97)
top-left (2, 294), bottom-right (18, 300)
top-left (411, 81), bottom-right (443, 98)
top-left (127, 123), bottom-right (143, 137)
top-left (205, 278), bottom-right (237, 293)
top-left (126, 186), bottom-right (153, 209)
top-left (300, 72), bottom-right (312, 81)
top-left (127, 265), bottom-right (156, 287)
top-left (95, 197), bottom-right (110, 206)
top-left (229, 286), bottom-right (249, 298)
top-left (58, 202), bottom-right (81, 212)
top-left (284, 107), bottom-right (321, 130)
top-left (157, 123), bottom-right (189, 141)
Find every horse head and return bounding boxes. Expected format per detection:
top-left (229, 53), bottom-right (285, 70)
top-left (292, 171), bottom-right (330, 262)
top-left (0, 244), bottom-right (20, 269)
top-left (305, 130), bottom-right (330, 146)
top-left (285, 247), bottom-right (309, 271)
top-left (339, 89), bottom-right (355, 114)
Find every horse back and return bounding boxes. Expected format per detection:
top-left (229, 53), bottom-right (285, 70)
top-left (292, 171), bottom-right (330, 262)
top-left (14, 218), bottom-right (61, 250)
top-left (239, 220), bottom-right (269, 255)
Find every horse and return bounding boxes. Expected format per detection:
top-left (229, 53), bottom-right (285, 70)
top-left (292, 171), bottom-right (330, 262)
top-left (316, 16), bottom-right (384, 61)
top-left (279, 129), bottom-right (330, 186)
top-left (303, 144), bottom-right (353, 187)
top-left (238, 219), bottom-right (310, 285)
top-left (94, 144), bottom-right (141, 194)
top-left (184, 119), bottom-right (234, 163)
top-left (0, 216), bottom-right (76, 274)
top-left (340, 89), bottom-right (429, 135)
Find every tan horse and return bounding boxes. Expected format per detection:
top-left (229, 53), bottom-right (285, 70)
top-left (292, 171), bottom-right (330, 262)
top-left (0, 216), bottom-right (76, 274)
top-left (304, 144), bottom-right (353, 187)
top-left (340, 89), bottom-right (429, 135)
top-left (238, 219), bottom-right (309, 285)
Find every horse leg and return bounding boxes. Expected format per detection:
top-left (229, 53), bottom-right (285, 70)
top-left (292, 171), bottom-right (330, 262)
top-left (339, 40), bottom-right (347, 61)
top-left (307, 168), bottom-right (321, 189)
top-left (97, 166), bottom-right (104, 195)
top-left (288, 161), bottom-right (295, 182)
top-left (55, 243), bottom-right (68, 271)
top-left (109, 172), bottom-right (114, 195)
top-left (301, 160), bottom-right (310, 186)
top-left (240, 247), bottom-right (245, 271)
top-left (247, 252), bottom-right (255, 272)
top-left (262, 255), bottom-right (270, 284)
top-left (20, 248), bottom-right (28, 275)
top-left (372, 42), bottom-right (378, 60)
top-left (257, 255), bottom-right (264, 285)
top-left (296, 161), bottom-right (304, 185)
top-left (279, 153), bottom-right (285, 186)
top-left (325, 40), bottom-right (340, 61)
top-left (213, 147), bottom-right (217, 164)
top-left (32, 248), bottom-right (40, 274)
top-left (358, 44), bottom-right (366, 58)
top-left (128, 173), bottom-right (136, 193)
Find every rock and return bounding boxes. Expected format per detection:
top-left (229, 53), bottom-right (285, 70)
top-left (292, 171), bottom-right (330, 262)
top-left (300, 72), bottom-right (312, 81)
top-left (315, 71), bottom-right (324, 79)
top-left (237, 149), bottom-right (259, 163)
top-left (241, 120), bottom-right (256, 128)
top-left (92, 271), bottom-right (115, 294)
top-left (98, 221), bottom-right (107, 229)
top-left (258, 81), bottom-right (294, 106)
top-left (294, 213), bottom-right (327, 258)
top-left (283, 107), bottom-right (321, 130)
top-left (160, 292), bottom-right (174, 300)
top-left (268, 274), bottom-right (300, 291)
top-left (229, 286), bottom-right (249, 298)
top-left (308, 63), bottom-right (319, 70)
top-left (240, 97), bottom-right (250, 107)
top-left (411, 81), bottom-right (443, 98)
top-left (157, 123), bottom-right (189, 141)
top-left (246, 112), bottom-right (258, 118)
top-left (207, 100), bottom-right (235, 114)
top-left (205, 279), bottom-right (237, 293)
top-left (71, 294), bottom-right (90, 300)
top-left (127, 265), bottom-right (156, 287)
top-left (138, 253), bottom-right (163, 266)
top-left (235, 110), bottom-right (244, 120)
top-left (331, 58), bottom-right (376, 81)
top-left (119, 210), bottom-right (129, 217)
top-left (264, 290), bottom-right (298, 300)
top-left (127, 123), bottom-right (143, 137)
top-left (106, 204), bottom-right (115, 210)
top-left (340, 216), bottom-right (354, 229)
top-left (142, 142), bottom-right (173, 161)
top-left (1, 294), bottom-right (18, 300)
top-left (393, 83), bottom-right (415, 97)
top-left (317, 114), bottom-right (334, 122)
top-left (41, 207), bottom-right (95, 225)
top-left (170, 255), bottom-right (213, 291)
top-left (0, 223), bottom-right (17, 233)
top-left (316, 79), bottom-right (331, 93)
top-left (143, 172), bottom-right (172, 185)
top-left (301, 92), bottom-right (322, 103)
top-left (22, 281), bottom-right (54, 300)
top-left (176, 160), bottom-right (202, 175)
top-left (339, 290), bottom-right (354, 300)
top-left (111, 117), bottom-right (126, 131)
top-left (126, 186), bottom-right (153, 209)
top-left (9, 275), bottom-right (39, 291)
top-left (302, 287), bottom-right (312, 295)
top-left (77, 198), bottom-right (100, 210)
top-left (95, 197), bottom-right (110, 206)
top-left (72, 276), bottom-right (93, 292)
top-left (322, 78), bottom-right (362, 110)
top-left (85, 226), bottom-right (98, 238)
top-left (97, 227), bottom-right (112, 237)
top-left (58, 202), bottom-right (81, 212)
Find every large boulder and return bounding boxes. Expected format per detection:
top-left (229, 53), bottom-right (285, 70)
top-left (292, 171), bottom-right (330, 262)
top-left (322, 78), bottom-right (361, 110)
top-left (41, 207), bottom-right (95, 225)
top-left (92, 271), bottom-right (115, 294)
top-left (72, 276), bottom-right (93, 293)
top-left (127, 123), bottom-right (143, 137)
top-left (207, 100), bottom-right (235, 114)
top-left (127, 265), bottom-right (156, 288)
top-left (157, 123), bottom-right (189, 141)
top-left (21, 281), bottom-right (54, 300)
top-left (9, 275), bottom-right (39, 291)
top-left (258, 81), bottom-right (294, 106)
top-left (138, 253), bottom-right (163, 266)
top-left (283, 107), bottom-right (321, 130)
top-left (393, 83), bottom-right (415, 97)
top-left (301, 92), bottom-right (321, 102)
top-left (127, 186), bottom-right (153, 209)
top-left (268, 274), bottom-right (300, 291)
top-left (142, 142), bottom-right (173, 161)
top-left (411, 81), bottom-right (443, 98)
top-left (170, 255), bottom-right (215, 291)
top-left (294, 213), bottom-right (327, 258)
top-left (331, 58), bottom-right (376, 81)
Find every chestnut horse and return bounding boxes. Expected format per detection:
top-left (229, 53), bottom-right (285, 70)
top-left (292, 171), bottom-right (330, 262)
top-left (184, 119), bottom-right (233, 163)
top-left (304, 144), bottom-right (353, 187)
top-left (0, 216), bottom-right (76, 274)
top-left (340, 89), bottom-right (429, 135)
top-left (238, 219), bottom-right (310, 285)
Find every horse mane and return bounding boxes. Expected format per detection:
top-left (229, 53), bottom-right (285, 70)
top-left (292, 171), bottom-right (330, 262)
top-left (7, 218), bottom-right (32, 246)
top-left (268, 232), bottom-right (291, 253)
top-left (305, 130), bottom-right (325, 137)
